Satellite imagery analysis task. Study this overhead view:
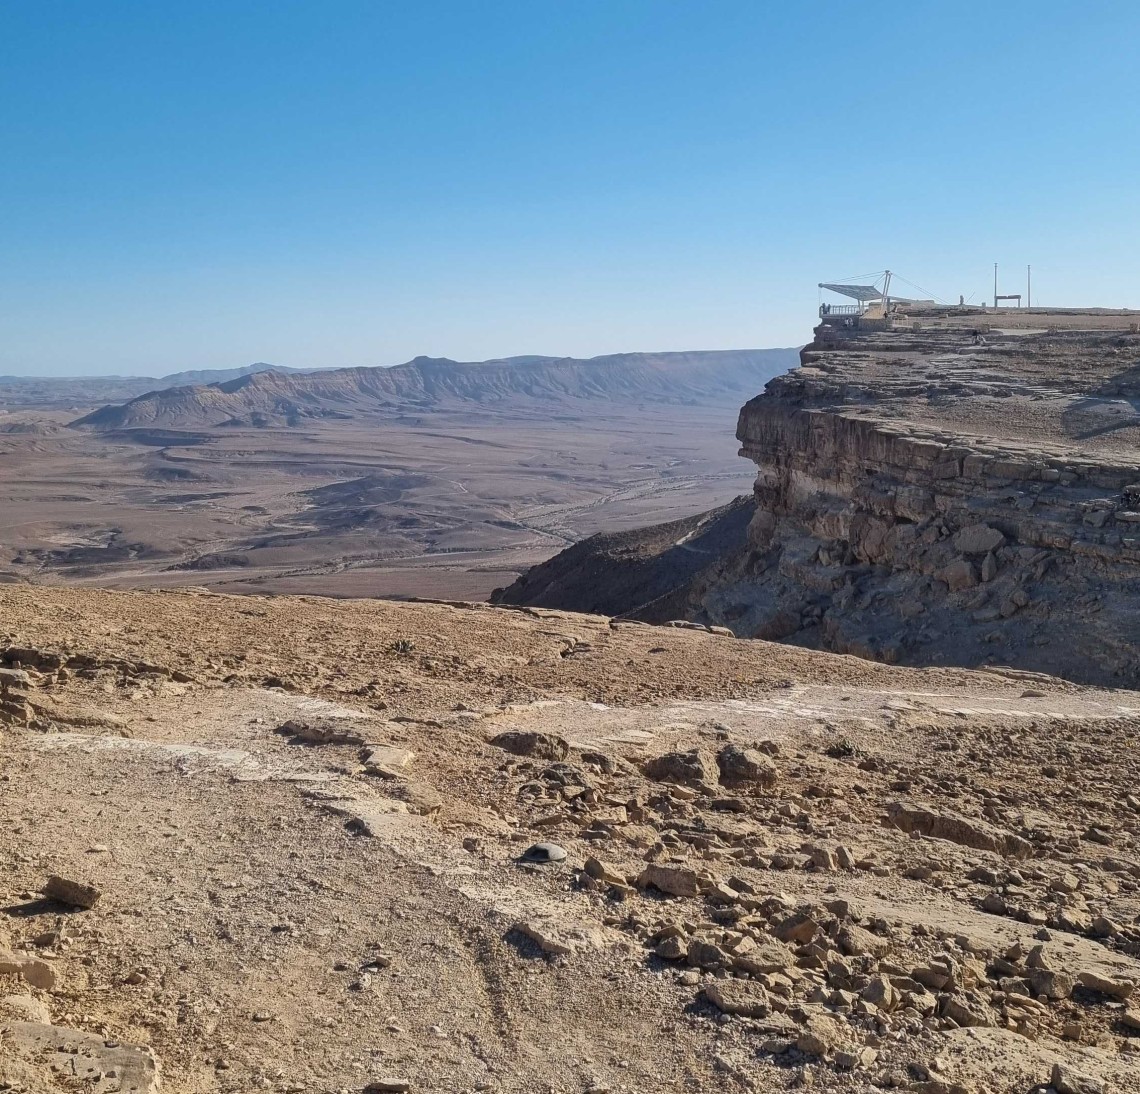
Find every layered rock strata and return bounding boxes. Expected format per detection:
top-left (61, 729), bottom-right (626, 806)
top-left (718, 316), bottom-right (1140, 684)
top-left (498, 313), bottom-right (1140, 684)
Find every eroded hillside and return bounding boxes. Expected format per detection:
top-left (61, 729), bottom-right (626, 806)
top-left (72, 351), bottom-right (798, 431)
top-left (2, 587), bottom-right (1139, 1093)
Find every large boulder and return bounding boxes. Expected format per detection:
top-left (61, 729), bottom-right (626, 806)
top-left (954, 523), bottom-right (1006, 555)
top-left (717, 744), bottom-right (778, 789)
top-left (643, 747), bottom-right (716, 786)
top-left (635, 863), bottom-right (704, 898)
top-left (938, 557), bottom-right (978, 591)
top-left (490, 730), bottom-right (570, 761)
top-left (1051, 1062), bottom-right (1105, 1094)
top-left (795, 1010), bottom-right (852, 1058)
top-left (733, 937), bottom-right (796, 975)
top-left (705, 979), bottom-right (770, 1017)
top-left (0, 666), bottom-right (30, 693)
top-left (747, 507), bottom-right (778, 550)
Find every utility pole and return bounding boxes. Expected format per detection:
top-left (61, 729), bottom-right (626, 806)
top-left (993, 263), bottom-right (998, 309)
top-left (1027, 264), bottom-right (1031, 308)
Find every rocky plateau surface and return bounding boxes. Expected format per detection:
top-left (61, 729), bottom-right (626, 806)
top-left (1, 586), bottom-right (1139, 1093)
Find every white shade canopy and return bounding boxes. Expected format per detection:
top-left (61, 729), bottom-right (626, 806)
top-left (818, 282), bottom-right (883, 301)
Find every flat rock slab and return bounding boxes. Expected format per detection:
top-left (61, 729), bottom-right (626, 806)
top-left (362, 745), bottom-right (416, 772)
top-left (461, 887), bottom-right (616, 956)
top-left (317, 795), bottom-right (412, 837)
top-left (31, 732), bottom-right (330, 783)
top-left (884, 800), bottom-right (1032, 859)
top-left (279, 719), bottom-right (367, 745)
top-left (0, 951), bottom-right (57, 990)
top-left (509, 914), bottom-right (611, 956)
top-left (6, 1021), bottom-right (159, 1094)
top-left (264, 692), bottom-right (375, 722)
top-left (935, 1025), bottom-right (1132, 1092)
top-left (31, 733), bottom-right (262, 775)
top-left (23, 697), bottom-right (129, 730)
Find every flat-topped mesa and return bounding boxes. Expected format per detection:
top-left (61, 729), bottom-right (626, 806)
top-left (729, 309), bottom-right (1140, 685)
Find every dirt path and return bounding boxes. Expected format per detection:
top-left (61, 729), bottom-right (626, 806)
top-left (2, 588), bottom-right (1139, 1093)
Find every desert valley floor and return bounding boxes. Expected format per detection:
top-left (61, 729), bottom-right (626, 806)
top-left (0, 404), bottom-right (751, 600)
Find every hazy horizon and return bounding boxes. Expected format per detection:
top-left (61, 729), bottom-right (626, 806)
top-left (0, 344), bottom-right (803, 382)
top-left (4, 2), bottom-right (1138, 376)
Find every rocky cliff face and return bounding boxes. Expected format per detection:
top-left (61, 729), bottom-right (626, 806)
top-left (715, 317), bottom-right (1140, 684)
top-left (500, 313), bottom-right (1140, 686)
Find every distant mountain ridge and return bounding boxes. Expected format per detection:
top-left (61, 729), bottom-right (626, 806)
top-left (152, 362), bottom-right (309, 386)
top-left (0, 362), bottom-right (304, 412)
top-left (71, 349), bottom-right (800, 430)
top-left (0, 361), bottom-right (300, 385)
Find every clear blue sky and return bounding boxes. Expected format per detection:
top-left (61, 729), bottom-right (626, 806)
top-left (3, 1), bottom-right (1138, 376)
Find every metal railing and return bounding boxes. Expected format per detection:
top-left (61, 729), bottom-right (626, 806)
top-left (819, 303), bottom-right (863, 317)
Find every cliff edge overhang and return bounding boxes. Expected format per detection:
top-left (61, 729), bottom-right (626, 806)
top-left (725, 309), bottom-right (1140, 684)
